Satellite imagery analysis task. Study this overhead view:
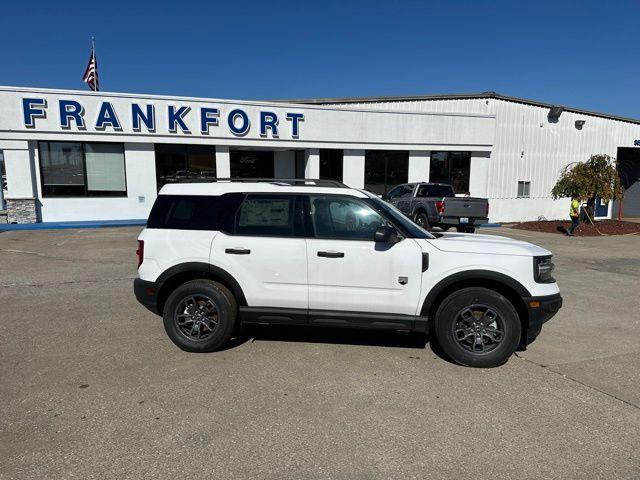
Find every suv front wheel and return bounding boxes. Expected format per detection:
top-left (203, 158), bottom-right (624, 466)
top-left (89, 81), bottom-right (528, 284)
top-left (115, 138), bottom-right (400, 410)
top-left (434, 287), bottom-right (521, 367)
top-left (163, 280), bottom-right (237, 352)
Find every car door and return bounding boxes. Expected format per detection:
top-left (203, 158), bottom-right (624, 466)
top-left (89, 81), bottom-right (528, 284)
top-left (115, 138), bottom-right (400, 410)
top-left (210, 194), bottom-right (308, 312)
top-left (305, 194), bottom-right (423, 328)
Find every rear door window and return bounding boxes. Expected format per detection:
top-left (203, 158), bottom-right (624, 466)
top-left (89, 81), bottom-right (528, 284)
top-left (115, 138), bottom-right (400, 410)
top-left (234, 194), bottom-right (303, 237)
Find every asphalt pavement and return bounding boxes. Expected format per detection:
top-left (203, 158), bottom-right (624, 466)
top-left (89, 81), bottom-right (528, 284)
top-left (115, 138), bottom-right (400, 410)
top-left (0, 226), bottom-right (638, 479)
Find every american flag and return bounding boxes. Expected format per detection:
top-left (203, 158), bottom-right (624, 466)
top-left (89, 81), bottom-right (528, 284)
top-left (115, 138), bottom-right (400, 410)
top-left (82, 41), bottom-right (99, 91)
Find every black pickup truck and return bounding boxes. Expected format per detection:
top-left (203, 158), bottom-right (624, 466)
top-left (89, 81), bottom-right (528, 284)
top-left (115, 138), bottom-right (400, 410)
top-left (383, 183), bottom-right (489, 233)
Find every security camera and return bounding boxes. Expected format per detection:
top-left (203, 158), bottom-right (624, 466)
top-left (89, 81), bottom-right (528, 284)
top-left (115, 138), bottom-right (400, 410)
top-left (575, 120), bottom-right (586, 129)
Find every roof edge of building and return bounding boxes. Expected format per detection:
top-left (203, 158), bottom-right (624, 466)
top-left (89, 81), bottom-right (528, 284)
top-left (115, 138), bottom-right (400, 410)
top-left (277, 91), bottom-right (640, 125)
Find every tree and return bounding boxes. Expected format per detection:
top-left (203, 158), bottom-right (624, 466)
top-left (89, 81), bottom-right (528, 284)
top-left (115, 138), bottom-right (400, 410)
top-left (551, 154), bottom-right (623, 219)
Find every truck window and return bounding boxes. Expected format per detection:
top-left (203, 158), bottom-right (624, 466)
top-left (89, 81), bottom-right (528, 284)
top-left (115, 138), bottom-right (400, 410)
top-left (387, 185), bottom-right (413, 199)
top-left (416, 185), bottom-right (454, 198)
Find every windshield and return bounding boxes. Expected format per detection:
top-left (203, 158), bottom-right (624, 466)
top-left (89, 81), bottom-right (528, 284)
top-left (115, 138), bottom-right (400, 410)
top-left (365, 194), bottom-right (436, 239)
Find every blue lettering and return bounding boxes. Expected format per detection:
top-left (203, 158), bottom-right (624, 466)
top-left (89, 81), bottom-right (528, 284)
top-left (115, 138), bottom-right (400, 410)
top-left (23, 98), bottom-right (47, 128)
top-left (95, 102), bottom-right (122, 130)
top-left (285, 112), bottom-right (304, 138)
top-left (168, 105), bottom-right (191, 134)
top-left (132, 103), bottom-right (155, 132)
top-left (259, 111), bottom-right (279, 138)
top-left (228, 109), bottom-right (250, 136)
top-left (59, 100), bottom-right (86, 129)
top-left (200, 107), bottom-right (220, 134)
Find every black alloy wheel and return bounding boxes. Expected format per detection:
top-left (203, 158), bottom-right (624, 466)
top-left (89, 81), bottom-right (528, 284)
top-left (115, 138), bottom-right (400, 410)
top-left (163, 280), bottom-right (237, 352)
top-left (434, 287), bottom-right (521, 368)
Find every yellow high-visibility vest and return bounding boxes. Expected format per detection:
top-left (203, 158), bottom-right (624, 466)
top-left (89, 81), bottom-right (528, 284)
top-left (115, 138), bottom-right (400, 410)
top-left (570, 199), bottom-right (580, 218)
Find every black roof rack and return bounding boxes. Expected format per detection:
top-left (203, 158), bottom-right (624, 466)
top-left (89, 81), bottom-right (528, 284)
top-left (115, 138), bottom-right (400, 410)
top-left (163, 176), bottom-right (348, 188)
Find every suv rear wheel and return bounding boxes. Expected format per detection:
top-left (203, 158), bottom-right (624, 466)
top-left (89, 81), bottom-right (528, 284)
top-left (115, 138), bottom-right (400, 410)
top-left (163, 280), bottom-right (237, 352)
top-left (434, 287), bottom-right (521, 367)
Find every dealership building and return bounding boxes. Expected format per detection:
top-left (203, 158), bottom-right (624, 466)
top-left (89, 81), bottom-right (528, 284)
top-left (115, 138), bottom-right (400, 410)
top-left (0, 86), bottom-right (639, 224)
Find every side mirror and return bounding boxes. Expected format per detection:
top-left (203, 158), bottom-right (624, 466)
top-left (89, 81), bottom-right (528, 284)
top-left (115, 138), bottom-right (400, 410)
top-left (374, 225), bottom-right (400, 243)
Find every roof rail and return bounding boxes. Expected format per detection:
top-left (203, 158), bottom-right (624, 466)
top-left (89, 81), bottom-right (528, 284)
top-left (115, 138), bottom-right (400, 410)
top-left (163, 176), bottom-right (348, 188)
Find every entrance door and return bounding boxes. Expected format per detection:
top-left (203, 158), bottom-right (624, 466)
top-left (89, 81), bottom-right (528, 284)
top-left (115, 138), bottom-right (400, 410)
top-left (305, 195), bottom-right (423, 324)
top-left (614, 147), bottom-right (640, 218)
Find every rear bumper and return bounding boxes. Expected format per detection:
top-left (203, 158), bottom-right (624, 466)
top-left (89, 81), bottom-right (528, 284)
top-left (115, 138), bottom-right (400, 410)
top-left (134, 278), bottom-right (160, 315)
top-left (522, 293), bottom-right (563, 343)
top-left (437, 216), bottom-right (489, 226)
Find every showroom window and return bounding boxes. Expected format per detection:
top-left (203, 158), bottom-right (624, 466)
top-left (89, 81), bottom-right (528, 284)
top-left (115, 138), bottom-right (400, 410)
top-left (517, 181), bottom-right (531, 198)
top-left (430, 151), bottom-right (471, 194)
top-left (39, 141), bottom-right (126, 197)
top-left (230, 150), bottom-right (274, 178)
top-left (364, 150), bottom-right (409, 196)
top-left (320, 149), bottom-right (343, 181)
top-left (155, 144), bottom-right (216, 189)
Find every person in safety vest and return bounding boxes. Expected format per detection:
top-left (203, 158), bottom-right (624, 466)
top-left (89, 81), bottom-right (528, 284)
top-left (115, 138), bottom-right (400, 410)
top-left (566, 197), bottom-right (580, 236)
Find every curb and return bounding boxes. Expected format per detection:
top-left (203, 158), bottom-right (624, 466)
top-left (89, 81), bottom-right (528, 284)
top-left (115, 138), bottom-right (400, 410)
top-left (0, 219), bottom-right (146, 231)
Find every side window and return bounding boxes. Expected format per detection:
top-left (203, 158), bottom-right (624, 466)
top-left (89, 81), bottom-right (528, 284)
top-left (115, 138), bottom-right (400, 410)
top-left (234, 195), bottom-right (300, 237)
top-left (146, 193), bottom-right (243, 231)
top-left (387, 185), bottom-right (412, 199)
top-left (310, 196), bottom-right (387, 240)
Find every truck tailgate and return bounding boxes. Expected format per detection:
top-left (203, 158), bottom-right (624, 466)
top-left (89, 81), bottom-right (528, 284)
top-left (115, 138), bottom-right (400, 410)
top-left (443, 198), bottom-right (487, 218)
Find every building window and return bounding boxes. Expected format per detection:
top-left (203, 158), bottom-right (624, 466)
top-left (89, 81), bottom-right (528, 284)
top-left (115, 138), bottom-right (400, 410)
top-left (230, 150), bottom-right (274, 178)
top-left (155, 144), bottom-right (216, 189)
top-left (320, 149), bottom-right (343, 181)
top-left (517, 181), bottom-right (531, 198)
top-left (430, 151), bottom-right (471, 194)
top-left (39, 141), bottom-right (126, 197)
top-left (364, 150), bottom-right (409, 196)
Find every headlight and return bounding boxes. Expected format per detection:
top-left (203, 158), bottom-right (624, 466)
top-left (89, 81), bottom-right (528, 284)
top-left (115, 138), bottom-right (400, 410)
top-left (534, 256), bottom-right (555, 283)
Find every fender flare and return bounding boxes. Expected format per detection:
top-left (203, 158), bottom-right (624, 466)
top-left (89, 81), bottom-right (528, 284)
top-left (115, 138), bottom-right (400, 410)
top-left (156, 262), bottom-right (247, 306)
top-left (420, 269), bottom-right (531, 316)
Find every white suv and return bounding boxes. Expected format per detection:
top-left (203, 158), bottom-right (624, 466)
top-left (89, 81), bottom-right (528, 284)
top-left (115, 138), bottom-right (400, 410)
top-left (134, 179), bottom-right (562, 367)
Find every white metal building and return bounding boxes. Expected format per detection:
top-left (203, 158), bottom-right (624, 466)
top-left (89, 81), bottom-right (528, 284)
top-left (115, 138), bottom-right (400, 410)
top-left (0, 86), bottom-right (639, 224)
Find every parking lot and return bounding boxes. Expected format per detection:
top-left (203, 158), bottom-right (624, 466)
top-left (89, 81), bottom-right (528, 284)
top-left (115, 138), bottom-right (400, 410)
top-left (1, 226), bottom-right (639, 479)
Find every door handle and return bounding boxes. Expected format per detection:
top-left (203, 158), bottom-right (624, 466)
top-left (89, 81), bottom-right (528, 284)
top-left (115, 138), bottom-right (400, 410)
top-left (317, 251), bottom-right (344, 258)
top-left (225, 248), bottom-right (251, 255)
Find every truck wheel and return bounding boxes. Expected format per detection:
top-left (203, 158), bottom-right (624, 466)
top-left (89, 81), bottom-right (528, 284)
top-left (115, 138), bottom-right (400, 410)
top-left (434, 287), bottom-right (521, 368)
top-left (414, 212), bottom-right (430, 229)
top-left (163, 280), bottom-right (237, 352)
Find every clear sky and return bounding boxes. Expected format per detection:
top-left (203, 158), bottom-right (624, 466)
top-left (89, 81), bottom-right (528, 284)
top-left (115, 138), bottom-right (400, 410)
top-left (1, 0), bottom-right (638, 118)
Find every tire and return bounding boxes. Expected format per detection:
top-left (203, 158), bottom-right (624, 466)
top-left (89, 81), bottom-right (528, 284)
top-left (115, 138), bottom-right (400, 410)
top-left (163, 280), bottom-right (237, 352)
top-left (413, 211), bottom-right (430, 230)
top-left (434, 287), bottom-right (521, 368)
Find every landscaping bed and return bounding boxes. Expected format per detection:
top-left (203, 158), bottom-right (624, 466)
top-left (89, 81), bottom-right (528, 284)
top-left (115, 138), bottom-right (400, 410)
top-left (512, 219), bottom-right (640, 236)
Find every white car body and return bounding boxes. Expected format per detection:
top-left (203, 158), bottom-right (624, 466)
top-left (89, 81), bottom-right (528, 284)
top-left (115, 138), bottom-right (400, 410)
top-left (135, 181), bottom-right (561, 352)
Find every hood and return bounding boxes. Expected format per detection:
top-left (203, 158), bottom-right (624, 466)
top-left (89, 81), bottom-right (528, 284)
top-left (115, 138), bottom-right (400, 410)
top-left (425, 232), bottom-right (552, 257)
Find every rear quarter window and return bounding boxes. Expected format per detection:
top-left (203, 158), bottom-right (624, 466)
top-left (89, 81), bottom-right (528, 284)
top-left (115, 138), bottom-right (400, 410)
top-left (146, 193), bottom-right (243, 230)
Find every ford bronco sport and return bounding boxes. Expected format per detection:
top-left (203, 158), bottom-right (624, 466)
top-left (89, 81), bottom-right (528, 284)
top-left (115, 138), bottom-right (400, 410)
top-left (134, 179), bottom-right (562, 368)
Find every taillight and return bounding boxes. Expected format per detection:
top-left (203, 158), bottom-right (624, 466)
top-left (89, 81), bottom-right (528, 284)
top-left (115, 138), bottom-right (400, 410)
top-left (136, 240), bottom-right (144, 268)
top-left (436, 200), bottom-right (445, 215)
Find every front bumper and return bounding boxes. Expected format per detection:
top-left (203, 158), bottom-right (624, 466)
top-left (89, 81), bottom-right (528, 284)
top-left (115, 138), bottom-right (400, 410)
top-left (522, 293), bottom-right (563, 344)
top-left (134, 278), bottom-right (160, 314)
